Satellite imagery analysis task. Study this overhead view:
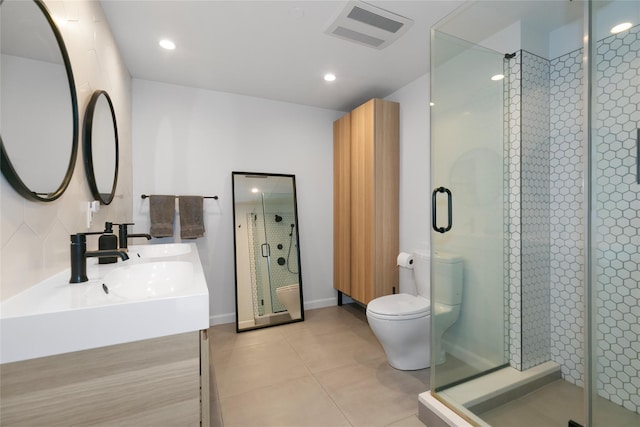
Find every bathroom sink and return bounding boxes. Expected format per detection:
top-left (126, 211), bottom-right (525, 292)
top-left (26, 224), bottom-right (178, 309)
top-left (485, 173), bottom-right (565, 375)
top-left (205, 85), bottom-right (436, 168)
top-left (104, 261), bottom-right (194, 299)
top-left (1, 242), bottom-right (208, 364)
top-left (128, 243), bottom-right (192, 259)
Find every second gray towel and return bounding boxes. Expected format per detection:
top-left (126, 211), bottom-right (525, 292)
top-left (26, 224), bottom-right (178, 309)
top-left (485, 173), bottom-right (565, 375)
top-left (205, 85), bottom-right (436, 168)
top-left (179, 196), bottom-right (205, 239)
top-left (149, 195), bottom-right (175, 237)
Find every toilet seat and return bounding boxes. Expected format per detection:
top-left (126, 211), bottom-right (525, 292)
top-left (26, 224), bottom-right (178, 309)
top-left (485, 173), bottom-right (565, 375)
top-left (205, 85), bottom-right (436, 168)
top-left (367, 294), bottom-right (430, 320)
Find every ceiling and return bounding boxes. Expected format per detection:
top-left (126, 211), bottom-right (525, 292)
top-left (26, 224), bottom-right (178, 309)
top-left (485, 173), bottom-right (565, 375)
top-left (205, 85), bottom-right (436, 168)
top-left (99, 0), bottom-right (464, 112)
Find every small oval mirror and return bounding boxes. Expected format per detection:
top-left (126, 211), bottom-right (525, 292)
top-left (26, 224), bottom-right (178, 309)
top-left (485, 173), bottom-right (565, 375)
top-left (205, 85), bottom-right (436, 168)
top-left (0, 0), bottom-right (79, 202)
top-left (83, 90), bottom-right (119, 205)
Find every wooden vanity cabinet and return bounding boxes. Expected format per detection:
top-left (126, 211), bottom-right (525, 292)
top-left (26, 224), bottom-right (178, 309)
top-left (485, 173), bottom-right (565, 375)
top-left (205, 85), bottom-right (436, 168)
top-left (0, 331), bottom-right (209, 426)
top-left (333, 98), bottom-right (399, 305)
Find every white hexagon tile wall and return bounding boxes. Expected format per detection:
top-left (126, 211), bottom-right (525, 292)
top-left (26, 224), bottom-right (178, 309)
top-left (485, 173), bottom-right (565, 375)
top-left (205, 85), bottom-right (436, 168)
top-left (592, 26), bottom-right (640, 413)
top-left (550, 47), bottom-right (586, 388)
top-left (508, 25), bottom-right (639, 414)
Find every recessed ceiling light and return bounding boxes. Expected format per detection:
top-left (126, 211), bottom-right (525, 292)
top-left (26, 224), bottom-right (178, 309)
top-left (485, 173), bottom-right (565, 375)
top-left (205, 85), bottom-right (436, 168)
top-left (610, 22), bottom-right (632, 34)
top-left (491, 74), bottom-right (505, 81)
top-left (251, 188), bottom-right (259, 193)
top-left (324, 73), bottom-right (336, 82)
top-left (159, 39), bottom-right (176, 50)
top-left (429, 102), bottom-right (435, 107)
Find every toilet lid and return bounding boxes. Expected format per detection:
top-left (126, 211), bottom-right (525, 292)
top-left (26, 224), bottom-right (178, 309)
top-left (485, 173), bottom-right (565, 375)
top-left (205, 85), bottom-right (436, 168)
top-left (367, 294), bottom-right (430, 317)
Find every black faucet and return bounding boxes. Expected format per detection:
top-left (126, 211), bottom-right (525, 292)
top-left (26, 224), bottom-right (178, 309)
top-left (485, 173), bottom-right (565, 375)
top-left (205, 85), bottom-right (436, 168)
top-left (70, 234), bottom-right (129, 283)
top-left (116, 223), bottom-right (152, 251)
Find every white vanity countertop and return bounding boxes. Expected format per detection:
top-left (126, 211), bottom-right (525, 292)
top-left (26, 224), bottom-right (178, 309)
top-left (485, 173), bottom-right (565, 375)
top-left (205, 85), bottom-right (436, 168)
top-left (0, 242), bottom-right (209, 364)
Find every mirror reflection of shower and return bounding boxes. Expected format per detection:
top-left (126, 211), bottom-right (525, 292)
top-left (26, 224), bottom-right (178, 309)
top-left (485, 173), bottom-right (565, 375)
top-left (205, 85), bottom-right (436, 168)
top-left (232, 172), bottom-right (304, 331)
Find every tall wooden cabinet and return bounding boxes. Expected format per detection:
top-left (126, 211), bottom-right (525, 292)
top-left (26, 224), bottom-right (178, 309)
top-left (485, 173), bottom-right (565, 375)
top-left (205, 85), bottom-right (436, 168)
top-left (333, 98), bottom-right (399, 305)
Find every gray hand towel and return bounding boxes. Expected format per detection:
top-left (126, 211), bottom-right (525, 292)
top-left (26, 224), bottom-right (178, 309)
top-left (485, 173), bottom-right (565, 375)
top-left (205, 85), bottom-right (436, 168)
top-left (149, 195), bottom-right (175, 237)
top-left (179, 196), bottom-right (205, 239)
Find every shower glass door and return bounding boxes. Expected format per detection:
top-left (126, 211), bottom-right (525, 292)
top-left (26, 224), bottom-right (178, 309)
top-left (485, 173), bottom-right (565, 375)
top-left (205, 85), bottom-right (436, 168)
top-left (430, 29), bottom-right (508, 392)
top-left (252, 195), bottom-right (273, 317)
top-left (252, 192), bottom-right (294, 316)
top-left (589, 1), bottom-right (640, 425)
top-left (232, 172), bottom-right (304, 331)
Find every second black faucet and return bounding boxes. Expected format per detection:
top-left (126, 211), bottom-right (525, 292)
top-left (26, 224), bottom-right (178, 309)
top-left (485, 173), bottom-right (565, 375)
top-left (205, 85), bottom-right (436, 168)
top-left (116, 223), bottom-right (152, 251)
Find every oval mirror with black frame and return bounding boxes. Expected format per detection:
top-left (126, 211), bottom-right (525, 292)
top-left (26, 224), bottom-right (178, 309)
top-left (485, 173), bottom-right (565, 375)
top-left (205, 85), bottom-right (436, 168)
top-left (232, 172), bottom-right (304, 332)
top-left (0, 0), bottom-right (79, 202)
top-left (83, 90), bottom-right (118, 205)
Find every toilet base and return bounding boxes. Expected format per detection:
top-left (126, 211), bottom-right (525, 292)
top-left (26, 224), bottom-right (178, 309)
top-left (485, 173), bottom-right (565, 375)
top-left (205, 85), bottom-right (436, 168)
top-left (388, 355), bottom-right (429, 371)
top-left (367, 312), bottom-right (431, 371)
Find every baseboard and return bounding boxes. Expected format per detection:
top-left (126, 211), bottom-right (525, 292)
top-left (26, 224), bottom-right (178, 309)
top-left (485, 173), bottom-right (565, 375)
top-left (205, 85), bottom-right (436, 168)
top-left (304, 297), bottom-right (338, 310)
top-left (210, 313), bottom-right (235, 326)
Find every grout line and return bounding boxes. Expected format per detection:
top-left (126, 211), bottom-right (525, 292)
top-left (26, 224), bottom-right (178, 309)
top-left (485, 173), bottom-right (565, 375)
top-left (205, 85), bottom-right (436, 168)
top-left (208, 306), bottom-right (426, 427)
top-left (283, 311), bottom-right (355, 425)
top-left (308, 369), bottom-right (356, 426)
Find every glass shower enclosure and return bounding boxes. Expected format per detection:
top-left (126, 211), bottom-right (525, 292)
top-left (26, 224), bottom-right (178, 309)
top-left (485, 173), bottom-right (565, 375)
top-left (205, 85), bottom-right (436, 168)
top-left (430, 30), bottom-right (508, 390)
top-left (430, 1), bottom-right (639, 426)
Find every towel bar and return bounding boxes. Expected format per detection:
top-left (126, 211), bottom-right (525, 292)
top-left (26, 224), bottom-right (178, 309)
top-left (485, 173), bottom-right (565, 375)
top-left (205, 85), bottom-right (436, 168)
top-left (141, 194), bottom-right (218, 200)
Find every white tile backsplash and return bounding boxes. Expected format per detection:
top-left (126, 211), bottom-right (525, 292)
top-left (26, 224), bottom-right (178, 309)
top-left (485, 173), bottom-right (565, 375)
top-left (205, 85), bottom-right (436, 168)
top-left (1, 225), bottom-right (43, 299)
top-left (0, 178), bottom-right (24, 248)
top-left (0, 0), bottom-right (132, 301)
top-left (23, 200), bottom-right (60, 240)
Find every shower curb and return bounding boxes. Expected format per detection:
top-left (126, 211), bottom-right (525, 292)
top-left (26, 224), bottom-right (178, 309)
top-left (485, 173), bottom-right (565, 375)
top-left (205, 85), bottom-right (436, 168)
top-left (419, 361), bottom-right (561, 425)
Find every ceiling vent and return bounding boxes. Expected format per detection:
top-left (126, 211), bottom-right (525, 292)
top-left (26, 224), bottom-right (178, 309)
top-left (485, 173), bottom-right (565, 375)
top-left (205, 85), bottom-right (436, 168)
top-left (325, 1), bottom-right (413, 50)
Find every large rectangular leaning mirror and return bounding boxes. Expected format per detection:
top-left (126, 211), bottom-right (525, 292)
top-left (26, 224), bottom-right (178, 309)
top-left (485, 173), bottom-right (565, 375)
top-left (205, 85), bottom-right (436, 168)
top-left (232, 172), bottom-right (304, 332)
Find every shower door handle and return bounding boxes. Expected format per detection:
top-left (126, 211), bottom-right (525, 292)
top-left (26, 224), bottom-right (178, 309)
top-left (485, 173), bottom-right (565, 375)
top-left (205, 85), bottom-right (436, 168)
top-left (432, 187), bottom-right (452, 234)
top-left (261, 243), bottom-right (270, 258)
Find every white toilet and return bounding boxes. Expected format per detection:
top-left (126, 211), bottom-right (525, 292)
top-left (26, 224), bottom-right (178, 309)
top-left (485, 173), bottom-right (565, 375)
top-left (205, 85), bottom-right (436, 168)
top-left (276, 284), bottom-right (301, 319)
top-left (366, 251), bottom-right (463, 370)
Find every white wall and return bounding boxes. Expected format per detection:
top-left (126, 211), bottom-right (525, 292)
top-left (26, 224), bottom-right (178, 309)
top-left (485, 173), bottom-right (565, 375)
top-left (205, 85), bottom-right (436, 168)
top-left (1, 0), bottom-right (132, 301)
top-left (385, 74), bottom-right (432, 295)
top-left (131, 79), bottom-right (343, 324)
top-left (132, 75), bottom-right (433, 324)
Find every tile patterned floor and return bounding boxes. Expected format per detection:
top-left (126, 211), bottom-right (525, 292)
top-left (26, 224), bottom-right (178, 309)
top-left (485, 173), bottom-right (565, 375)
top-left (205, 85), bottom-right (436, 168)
top-left (208, 305), bottom-right (430, 427)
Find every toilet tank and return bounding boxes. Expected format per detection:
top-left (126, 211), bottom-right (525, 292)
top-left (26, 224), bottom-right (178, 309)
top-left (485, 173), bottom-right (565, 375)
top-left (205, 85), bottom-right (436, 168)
top-left (433, 252), bottom-right (463, 306)
top-left (413, 250), bottom-right (431, 298)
